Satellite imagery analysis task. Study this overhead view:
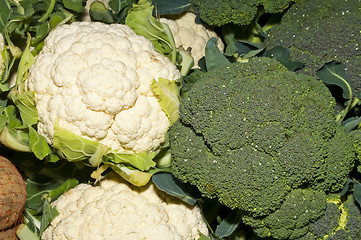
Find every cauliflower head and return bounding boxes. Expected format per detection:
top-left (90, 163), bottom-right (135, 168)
top-left (26, 21), bottom-right (181, 153)
top-left (41, 173), bottom-right (209, 240)
top-left (160, 12), bottom-right (224, 68)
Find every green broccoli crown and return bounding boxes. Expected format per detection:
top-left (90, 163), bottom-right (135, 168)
top-left (189, 0), bottom-right (295, 26)
top-left (296, 194), bottom-right (361, 240)
top-left (169, 57), bottom-right (356, 238)
top-left (264, 0), bottom-right (361, 93)
top-left (242, 189), bottom-right (327, 239)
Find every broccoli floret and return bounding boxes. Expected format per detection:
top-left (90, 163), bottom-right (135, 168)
top-left (242, 189), bottom-right (327, 239)
top-left (264, 0), bottom-right (361, 94)
top-left (296, 194), bottom-right (361, 240)
top-left (189, 0), bottom-right (295, 26)
top-left (349, 129), bottom-right (361, 174)
top-left (168, 57), bottom-right (356, 239)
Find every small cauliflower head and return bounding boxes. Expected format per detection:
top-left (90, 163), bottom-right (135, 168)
top-left (26, 22), bottom-right (181, 153)
top-left (41, 173), bottom-right (209, 240)
top-left (160, 12), bottom-right (224, 68)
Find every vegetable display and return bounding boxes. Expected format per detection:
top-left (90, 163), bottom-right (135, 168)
top-left (0, 0), bottom-right (360, 239)
top-left (168, 57), bottom-right (357, 239)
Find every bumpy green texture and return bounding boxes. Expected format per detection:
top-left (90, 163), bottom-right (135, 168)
top-left (168, 57), bottom-right (356, 239)
top-left (349, 129), bottom-right (361, 174)
top-left (296, 194), bottom-right (361, 240)
top-left (242, 189), bottom-right (328, 239)
top-left (189, 0), bottom-right (295, 26)
top-left (264, 0), bottom-right (361, 94)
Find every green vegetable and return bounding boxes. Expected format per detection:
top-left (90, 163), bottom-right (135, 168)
top-left (264, 0), bottom-right (361, 97)
top-left (188, 0), bottom-right (295, 27)
top-left (125, 0), bottom-right (177, 63)
top-left (168, 57), bottom-right (356, 239)
top-left (296, 193), bottom-right (361, 240)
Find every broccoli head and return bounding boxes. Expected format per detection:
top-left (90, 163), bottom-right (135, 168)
top-left (168, 57), bottom-right (356, 239)
top-left (264, 0), bottom-right (361, 94)
top-left (296, 194), bottom-right (361, 240)
top-left (189, 0), bottom-right (295, 26)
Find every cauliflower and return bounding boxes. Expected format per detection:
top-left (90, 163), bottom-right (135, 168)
top-left (26, 21), bottom-right (181, 153)
top-left (41, 173), bottom-right (209, 240)
top-left (160, 12), bottom-right (224, 68)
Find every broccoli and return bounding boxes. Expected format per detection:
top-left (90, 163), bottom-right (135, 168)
top-left (264, 0), bottom-right (361, 95)
top-left (242, 189), bottom-right (328, 239)
top-left (189, 0), bottom-right (295, 26)
top-left (168, 57), bottom-right (356, 239)
top-left (349, 129), bottom-right (361, 175)
top-left (296, 193), bottom-right (361, 240)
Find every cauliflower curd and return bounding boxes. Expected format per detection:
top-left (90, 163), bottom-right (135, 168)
top-left (26, 22), bottom-right (181, 153)
top-left (160, 12), bottom-right (224, 68)
top-left (41, 173), bottom-right (209, 240)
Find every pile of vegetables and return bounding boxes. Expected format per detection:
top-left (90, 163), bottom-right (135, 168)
top-left (0, 0), bottom-right (360, 239)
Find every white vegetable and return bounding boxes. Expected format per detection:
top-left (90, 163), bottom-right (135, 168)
top-left (41, 173), bottom-right (209, 240)
top-left (160, 12), bottom-right (225, 68)
top-left (26, 21), bottom-right (181, 153)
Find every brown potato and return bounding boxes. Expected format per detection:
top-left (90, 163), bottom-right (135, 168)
top-left (0, 156), bottom-right (26, 231)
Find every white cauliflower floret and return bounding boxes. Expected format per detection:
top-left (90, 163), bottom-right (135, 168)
top-left (160, 12), bottom-right (225, 68)
top-left (41, 173), bottom-right (209, 240)
top-left (26, 22), bottom-right (181, 153)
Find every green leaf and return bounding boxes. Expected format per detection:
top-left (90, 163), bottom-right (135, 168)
top-left (107, 163), bottom-right (153, 186)
top-left (341, 179), bottom-right (361, 206)
top-left (0, 0), bottom-right (11, 34)
top-left (265, 46), bottom-right (304, 71)
top-left (89, 1), bottom-right (115, 23)
top-left (341, 116), bottom-right (361, 133)
top-left (197, 232), bottom-right (213, 240)
top-left (355, 183), bottom-right (361, 207)
top-left (151, 0), bottom-right (191, 15)
top-left (152, 172), bottom-right (200, 205)
top-left (106, 151), bottom-right (156, 171)
top-left (176, 47), bottom-right (194, 76)
top-left (316, 60), bottom-right (352, 99)
top-left (205, 37), bottom-right (230, 71)
top-left (29, 126), bottom-right (51, 160)
top-left (0, 105), bottom-right (32, 152)
top-left (52, 120), bottom-right (110, 166)
top-left (14, 34), bottom-right (35, 93)
top-left (11, 91), bottom-right (38, 126)
top-left (151, 77), bottom-right (181, 124)
top-left (25, 174), bottom-right (63, 211)
top-left (125, 0), bottom-right (177, 63)
top-left (215, 209), bottom-right (242, 238)
top-left (109, 0), bottom-right (135, 22)
top-left (39, 199), bottom-right (59, 235)
top-left (48, 178), bottom-right (79, 200)
top-left (62, 0), bottom-right (85, 13)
